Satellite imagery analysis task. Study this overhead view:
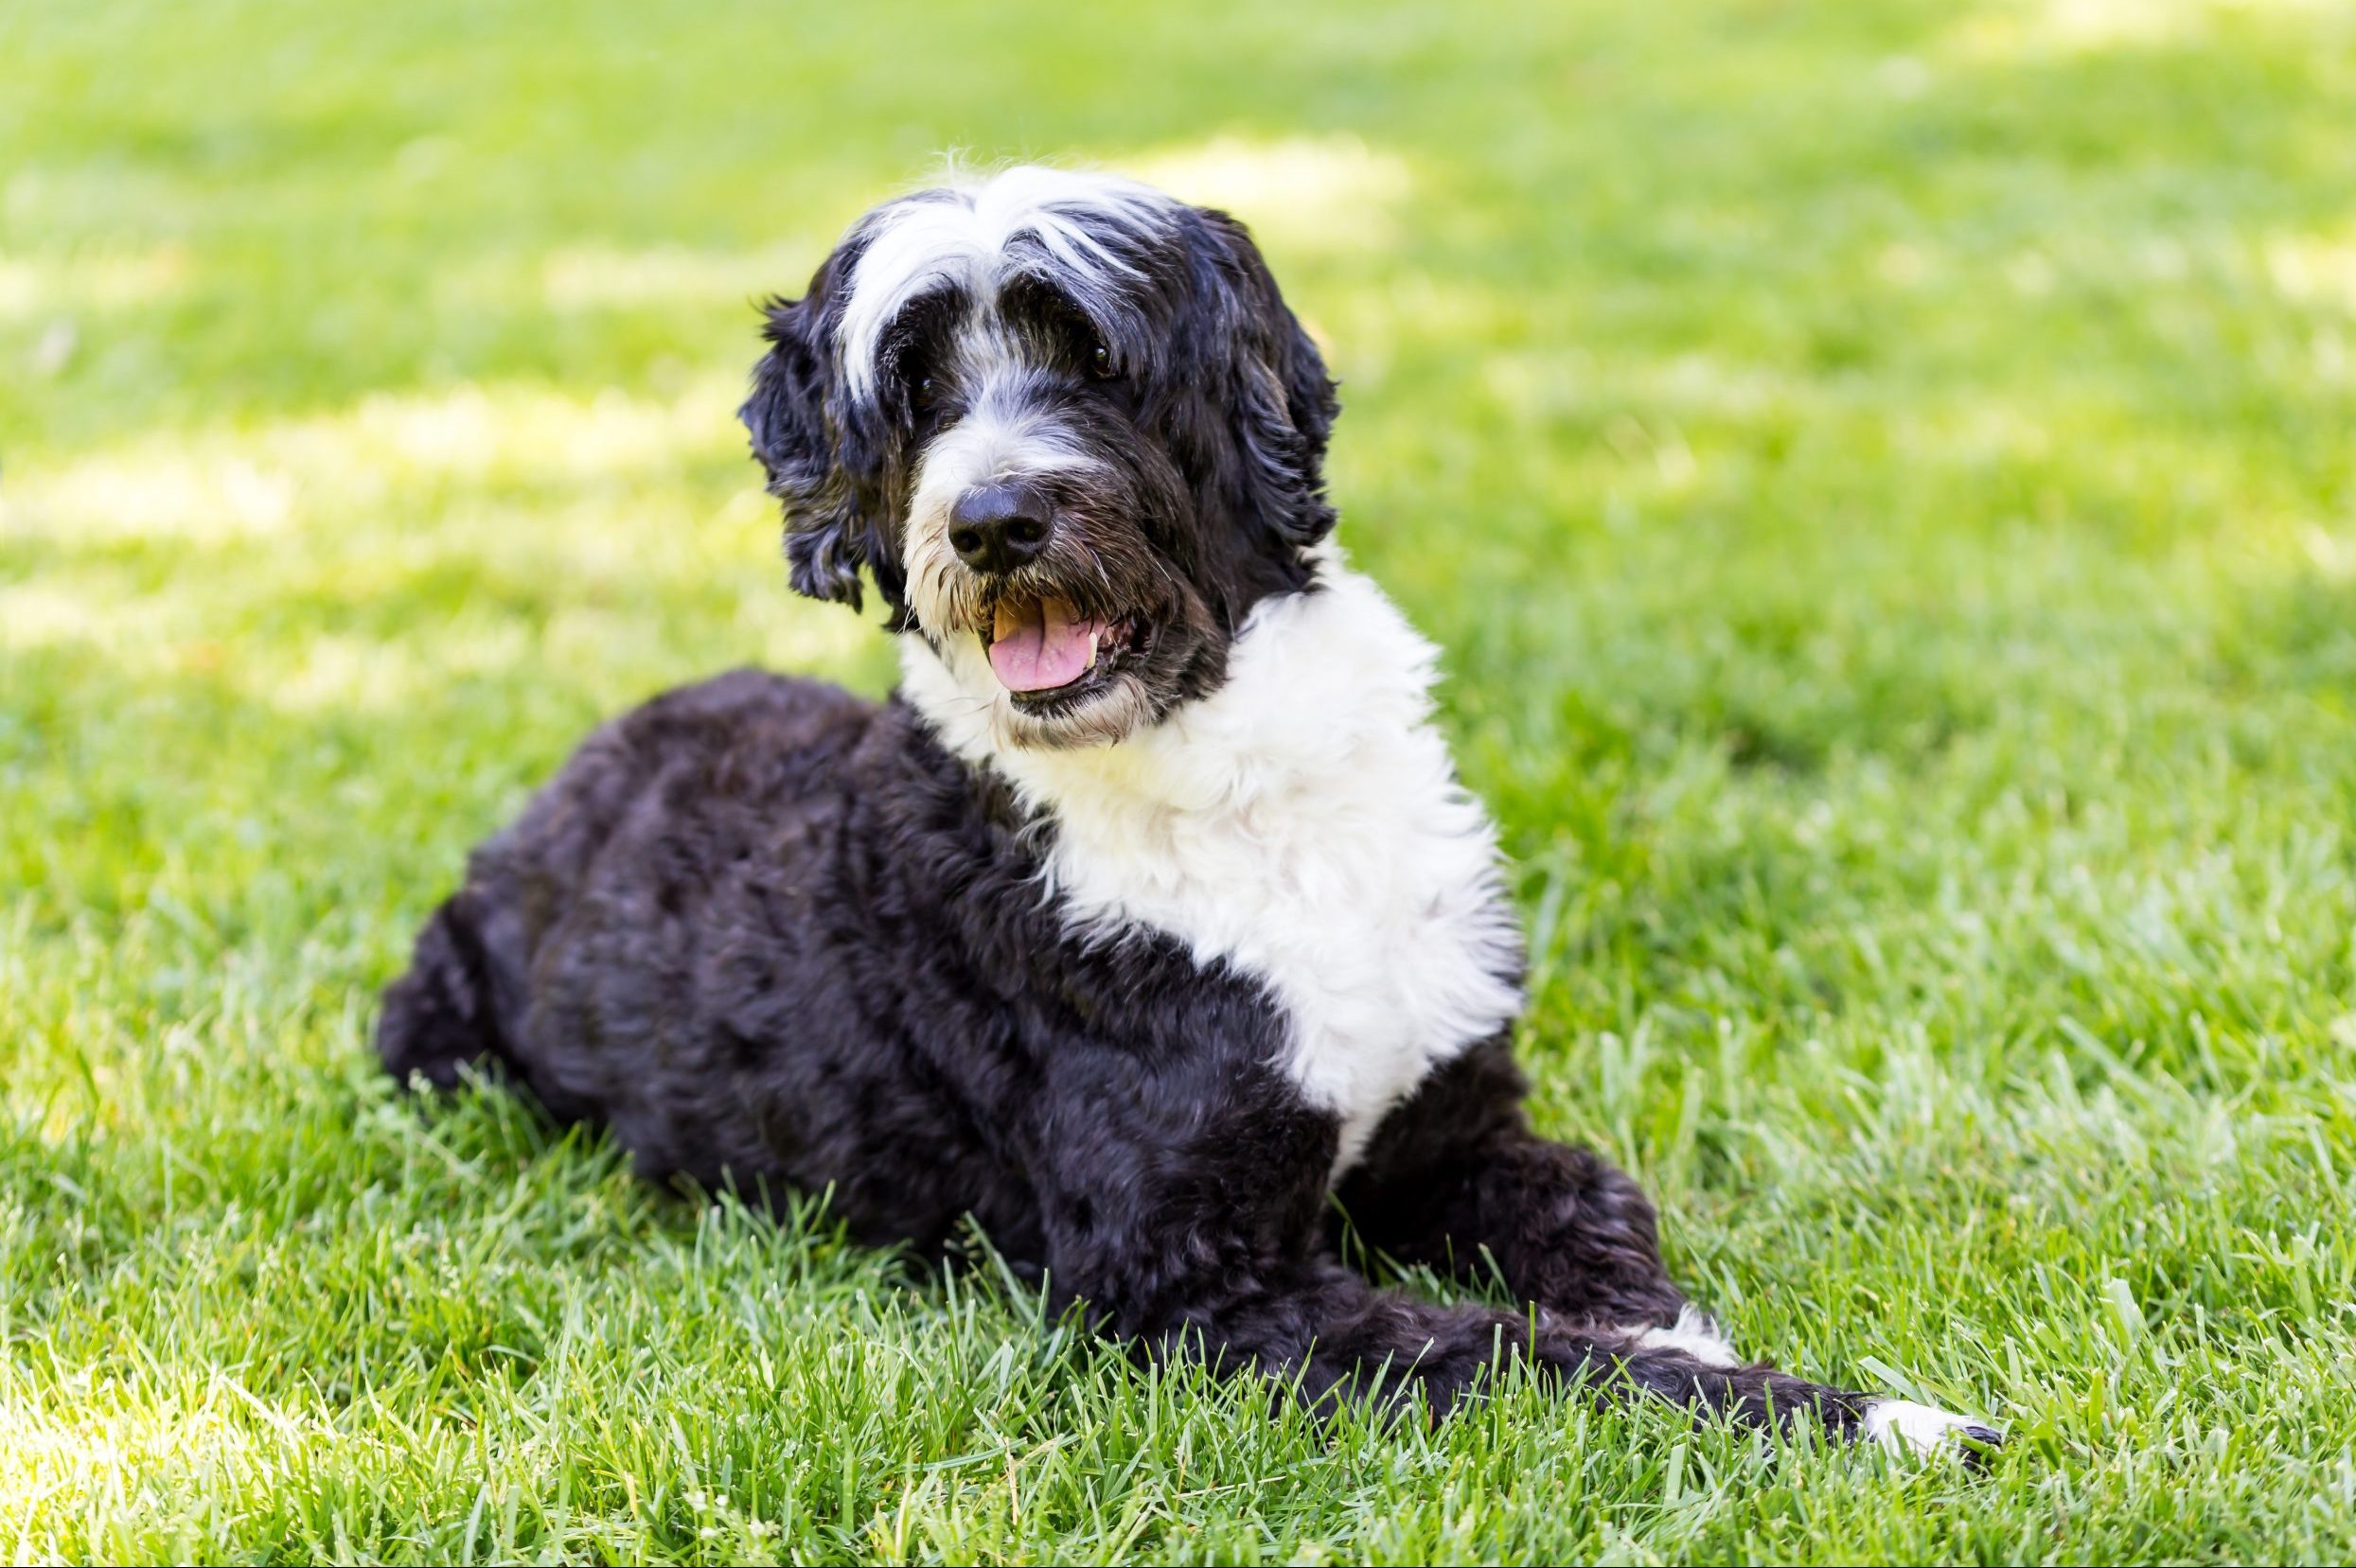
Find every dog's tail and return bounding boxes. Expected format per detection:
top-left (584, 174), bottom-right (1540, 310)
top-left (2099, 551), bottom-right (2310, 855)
top-left (376, 889), bottom-right (514, 1090)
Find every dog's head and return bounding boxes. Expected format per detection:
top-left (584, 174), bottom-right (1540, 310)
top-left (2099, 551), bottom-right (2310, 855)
top-left (742, 166), bottom-right (1338, 749)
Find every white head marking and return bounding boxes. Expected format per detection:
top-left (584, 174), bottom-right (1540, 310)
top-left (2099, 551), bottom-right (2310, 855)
top-left (837, 167), bottom-right (1178, 402)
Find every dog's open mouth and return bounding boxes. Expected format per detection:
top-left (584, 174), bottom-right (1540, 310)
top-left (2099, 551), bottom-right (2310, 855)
top-left (983, 594), bottom-right (1147, 707)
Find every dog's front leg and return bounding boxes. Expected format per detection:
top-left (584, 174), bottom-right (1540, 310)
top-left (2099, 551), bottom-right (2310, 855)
top-left (1333, 1035), bottom-right (2003, 1454)
top-left (1336, 1035), bottom-right (1694, 1333)
top-left (1023, 1049), bottom-right (1870, 1434)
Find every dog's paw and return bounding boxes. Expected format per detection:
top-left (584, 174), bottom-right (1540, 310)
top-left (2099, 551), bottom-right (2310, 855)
top-left (1862, 1399), bottom-right (2004, 1460)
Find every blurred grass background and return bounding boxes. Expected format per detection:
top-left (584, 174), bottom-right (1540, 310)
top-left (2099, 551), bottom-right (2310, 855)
top-left (5, 0), bottom-right (2356, 1561)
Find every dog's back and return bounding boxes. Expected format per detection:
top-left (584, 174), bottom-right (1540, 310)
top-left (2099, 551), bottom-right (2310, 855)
top-left (377, 668), bottom-right (876, 1126)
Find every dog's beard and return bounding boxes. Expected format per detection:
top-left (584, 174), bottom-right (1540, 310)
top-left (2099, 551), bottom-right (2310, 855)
top-left (914, 629), bottom-right (1160, 752)
top-left (901, 436), bottom-right (1178, 751)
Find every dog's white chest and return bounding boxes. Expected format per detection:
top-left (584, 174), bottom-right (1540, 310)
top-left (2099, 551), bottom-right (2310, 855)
top-left (931, 565), bottom-right (1524, 1174)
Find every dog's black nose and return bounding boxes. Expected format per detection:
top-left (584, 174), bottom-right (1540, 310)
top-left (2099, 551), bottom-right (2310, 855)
top-left (948, 482), bottom-right (1050, 575)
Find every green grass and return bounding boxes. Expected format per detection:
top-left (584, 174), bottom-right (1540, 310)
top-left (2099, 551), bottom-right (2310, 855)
top-left (6, 0), bottom-right (2356, 1559)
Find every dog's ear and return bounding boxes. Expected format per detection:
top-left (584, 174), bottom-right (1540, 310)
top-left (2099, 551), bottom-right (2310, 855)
top-left (1185, 208), bottom-right (1341, 555)
top-left (742, 251), bottom-right (882, 608)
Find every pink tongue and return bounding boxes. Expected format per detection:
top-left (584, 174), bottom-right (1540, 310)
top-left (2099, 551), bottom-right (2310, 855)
top-left (988, 596), bottom-right (1103, 693)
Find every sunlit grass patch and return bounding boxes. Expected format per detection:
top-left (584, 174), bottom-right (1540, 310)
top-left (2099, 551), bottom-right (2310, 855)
top-left (1123, 132), bottom-right (1415, 255)
top-left (1944, 0), bottom-right (2356, 59)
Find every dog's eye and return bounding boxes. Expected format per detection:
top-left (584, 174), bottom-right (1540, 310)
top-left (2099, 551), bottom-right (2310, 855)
top-left (1089, 343), bottom-right (1114, 379)
top-left (911, 374), bottom-right (941, 411)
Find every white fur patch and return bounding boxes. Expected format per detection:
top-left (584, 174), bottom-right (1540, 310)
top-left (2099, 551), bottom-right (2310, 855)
top-left (1863, 1399), bottom-right (1997, 1455)
top-left (1623, 1307), bottom-right (1742, 1369)
top-left (903, 552), bottom-right (1524, 1174)
top-left (839, 167), bottom-right (1178, 401)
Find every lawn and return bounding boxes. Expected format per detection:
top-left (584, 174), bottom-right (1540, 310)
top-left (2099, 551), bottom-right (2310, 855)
top-left (5, 0), bottom-right (2356, 1560)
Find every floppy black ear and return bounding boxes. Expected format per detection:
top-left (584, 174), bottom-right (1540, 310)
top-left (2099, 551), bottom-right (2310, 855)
top-left (741, 254), bottom-right (878, 608)
top-left (1192, 208), bottom-right (1341, 552)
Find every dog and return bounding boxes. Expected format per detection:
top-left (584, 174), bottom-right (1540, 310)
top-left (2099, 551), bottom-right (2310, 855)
top-left (377, 165), bottom-right (1998, 1456)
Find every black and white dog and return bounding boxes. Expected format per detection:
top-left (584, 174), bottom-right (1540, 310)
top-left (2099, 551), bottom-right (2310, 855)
top-left (378, 167), bottom-right (1996, 1455)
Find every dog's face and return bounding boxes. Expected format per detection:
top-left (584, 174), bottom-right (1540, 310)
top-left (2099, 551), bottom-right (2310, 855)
top-left (742, 167), bottom-right (1338, 749)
